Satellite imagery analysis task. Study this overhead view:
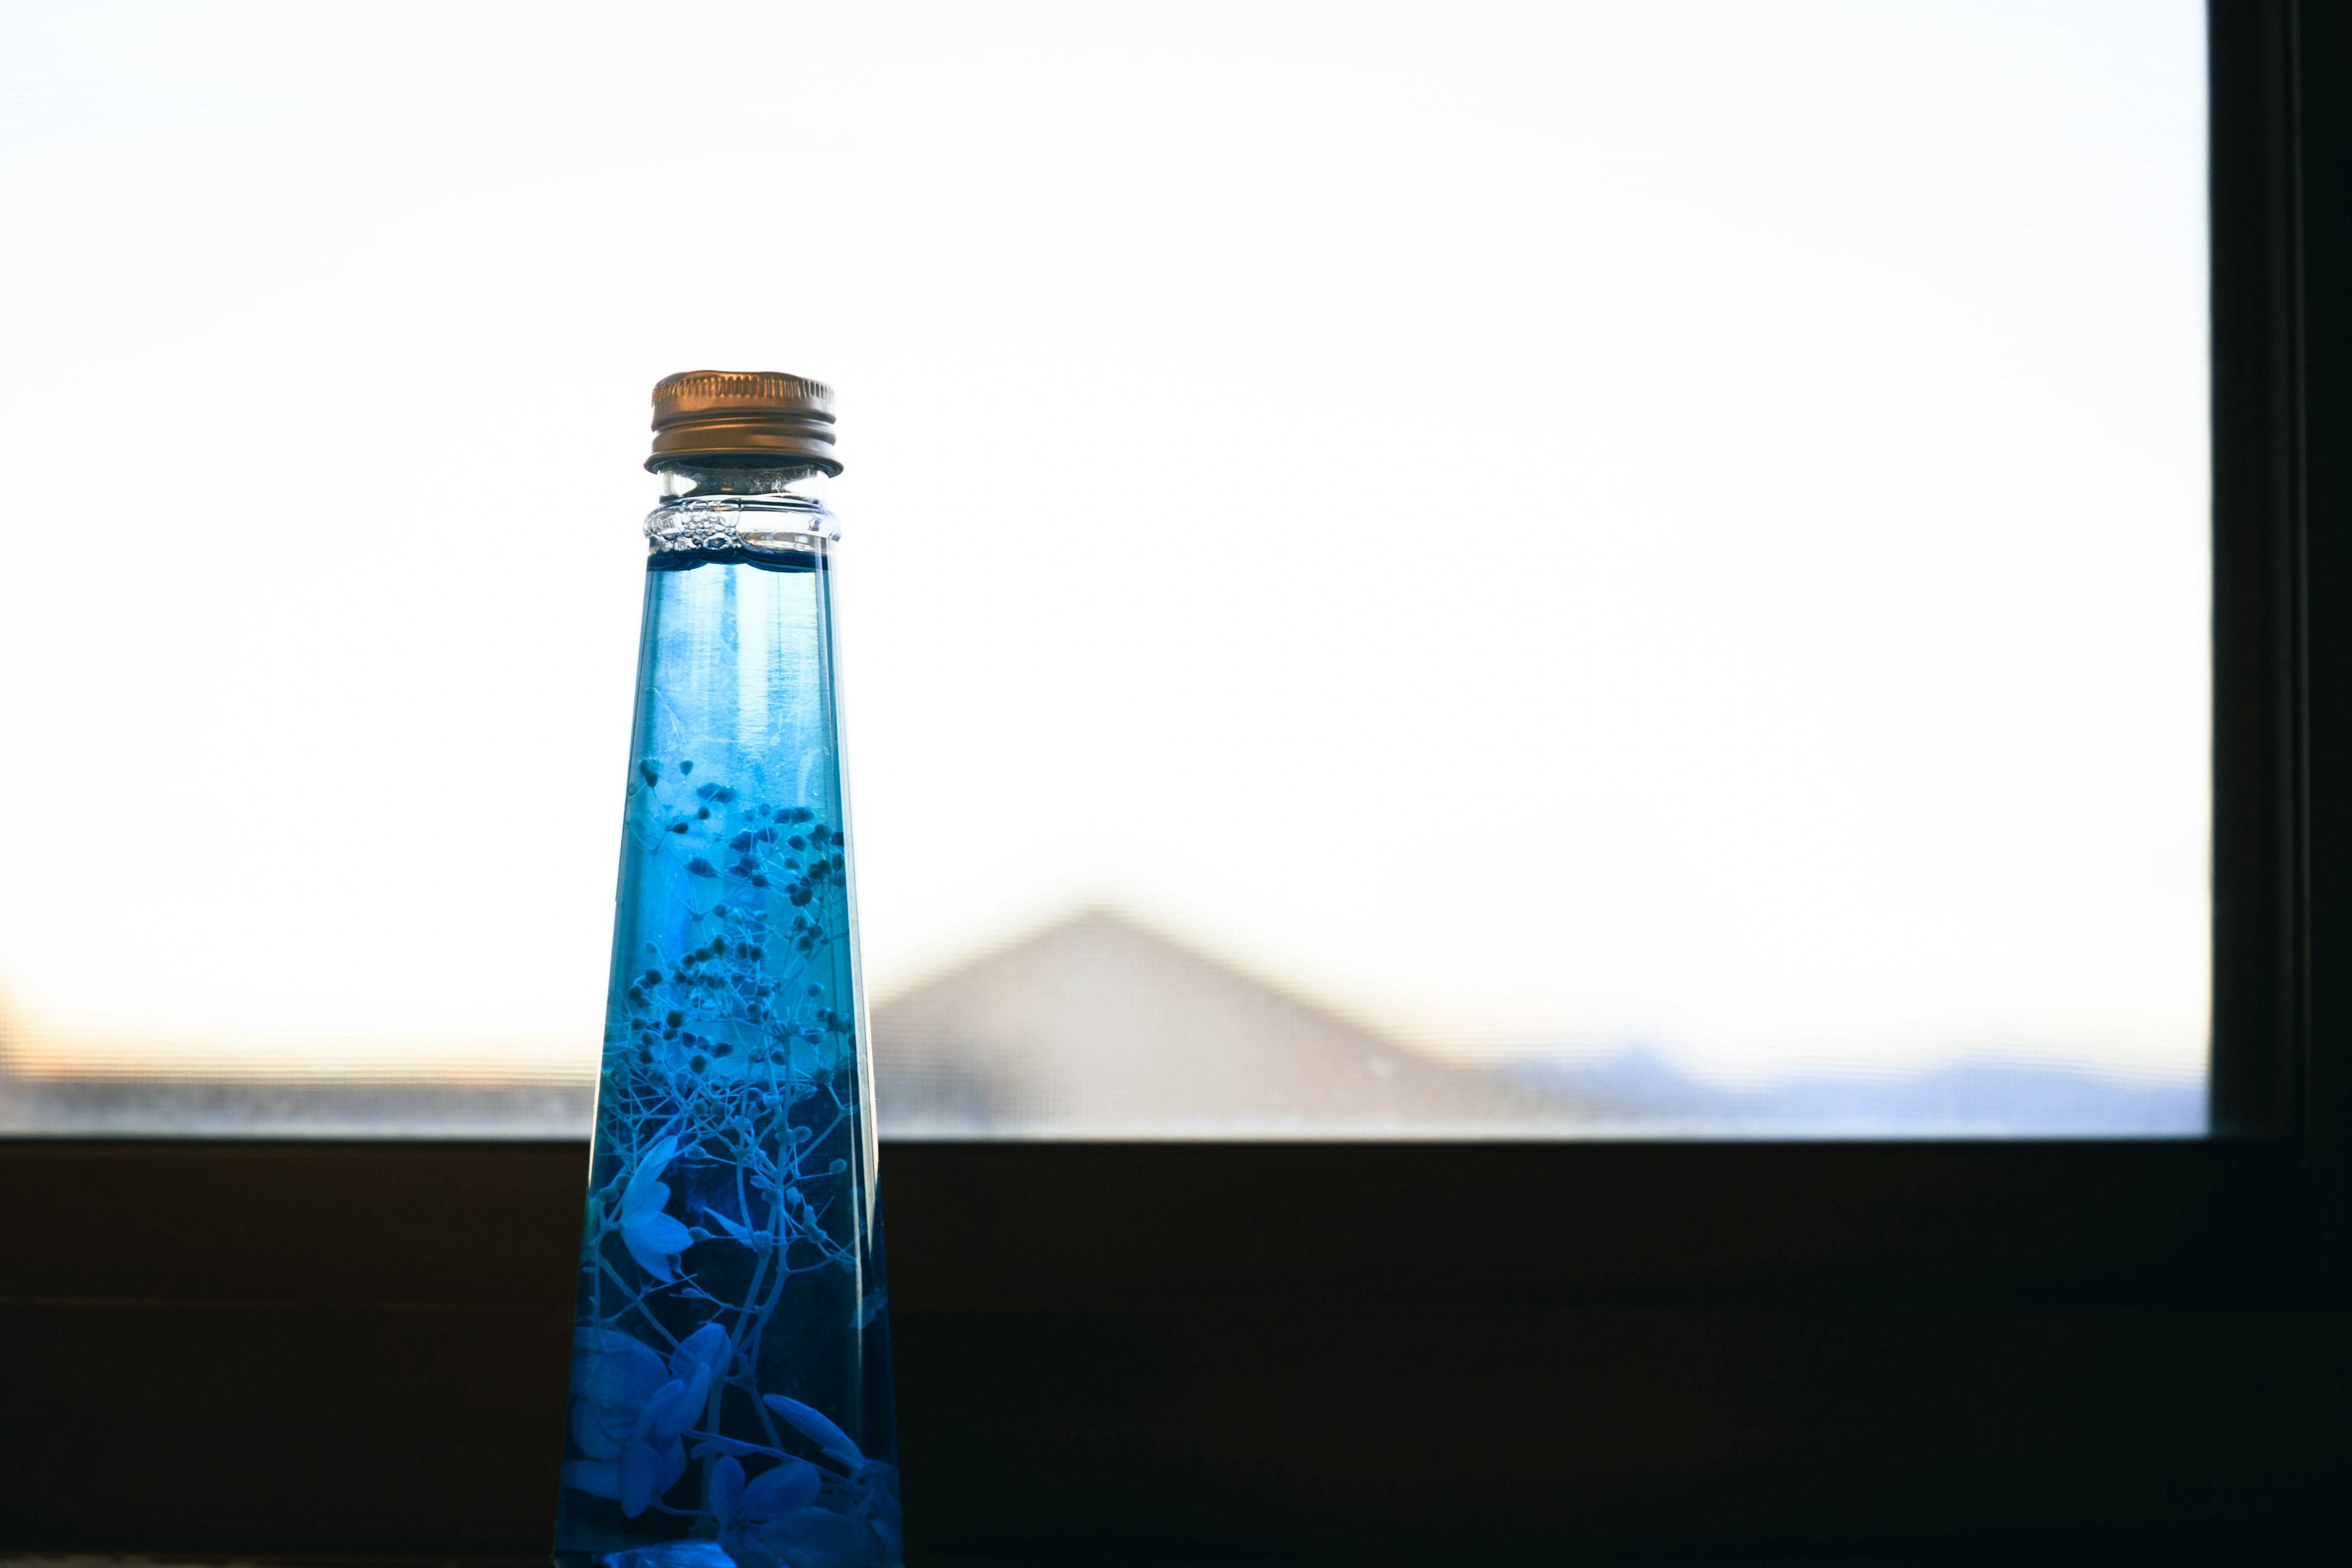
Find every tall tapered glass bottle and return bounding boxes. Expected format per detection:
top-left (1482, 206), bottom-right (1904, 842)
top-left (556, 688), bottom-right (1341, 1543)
top-left (556, 372), bottom-right (900, 1568)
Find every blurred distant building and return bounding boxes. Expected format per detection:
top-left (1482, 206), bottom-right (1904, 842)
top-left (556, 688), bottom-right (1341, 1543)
top-left (870, 907), bottom-right (1589, 1136)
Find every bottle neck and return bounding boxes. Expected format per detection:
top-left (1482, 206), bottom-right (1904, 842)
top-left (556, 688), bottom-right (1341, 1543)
top-left (647, 459), bottom-right (839, 558)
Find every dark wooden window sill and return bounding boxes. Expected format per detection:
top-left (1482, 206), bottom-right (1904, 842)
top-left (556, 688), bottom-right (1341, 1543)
top-left (2, 1139), bottom-right (2345, 1563)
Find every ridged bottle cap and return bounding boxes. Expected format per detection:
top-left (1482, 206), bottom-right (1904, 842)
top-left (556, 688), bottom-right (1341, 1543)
top-left (648, 370), bottom-right (840, 473)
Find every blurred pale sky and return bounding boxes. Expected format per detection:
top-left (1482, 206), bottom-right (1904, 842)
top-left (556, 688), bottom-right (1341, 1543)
top-left (0, 0), bottom-right (2207, 1085)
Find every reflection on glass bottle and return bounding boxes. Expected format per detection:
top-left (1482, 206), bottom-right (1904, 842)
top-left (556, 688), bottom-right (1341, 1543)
top-left (556, 372), bottom-right (899, 1568)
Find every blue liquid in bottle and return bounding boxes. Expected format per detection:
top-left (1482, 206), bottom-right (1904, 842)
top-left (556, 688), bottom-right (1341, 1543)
top-left (557, 377), bottom-right (898, 1568)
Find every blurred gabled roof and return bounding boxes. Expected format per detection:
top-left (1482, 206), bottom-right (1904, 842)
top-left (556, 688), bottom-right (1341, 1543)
top-left (870, 907), bottom-right (1593, 1137)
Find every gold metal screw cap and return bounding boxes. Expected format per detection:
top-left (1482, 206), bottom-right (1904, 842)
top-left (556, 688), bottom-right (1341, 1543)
top-left (647, 369), bottom-right (841, 473)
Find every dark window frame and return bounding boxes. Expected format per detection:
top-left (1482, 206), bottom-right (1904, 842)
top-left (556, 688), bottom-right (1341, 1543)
top-left (2, 3), bottom-right (2347, 1560)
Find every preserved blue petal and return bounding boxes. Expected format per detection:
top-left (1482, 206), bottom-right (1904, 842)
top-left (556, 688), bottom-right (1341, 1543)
top-left (762, 1394), bottom-right (864, 1464)
top-left (571, 1395), bottom-right (624, 1463)
top-left (739, 1457), bottom-right (822, 1519)
top-left (573, 1329), bottom-right (667, 1458)
top-left (668, 1322), bottom-right (729, 1382)
top-left (619, 1208), bottom-right (692, 1283)
top-left (636, 1377), bottom-right (693, 1440)
top-left (709, 1455), bottom-right (745, 1520)
top-left (618, 1441), bottom-right (659, 1518)
top-left (563, 1461), bottom-right (622, 1500)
